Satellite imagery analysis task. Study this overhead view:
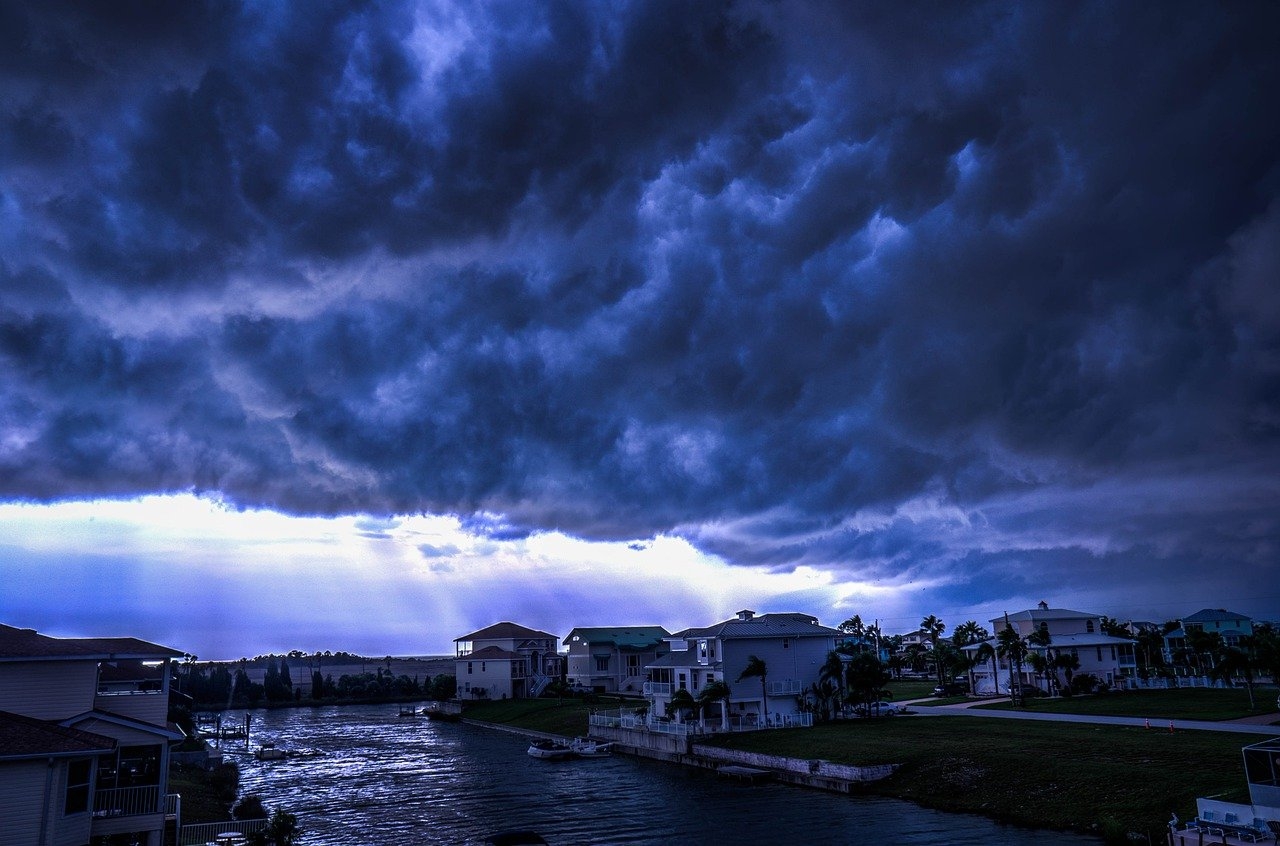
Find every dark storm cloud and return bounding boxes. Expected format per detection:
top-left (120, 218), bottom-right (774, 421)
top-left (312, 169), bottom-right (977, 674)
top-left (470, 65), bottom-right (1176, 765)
top-left (2, 0), bottom-right (1279, 609)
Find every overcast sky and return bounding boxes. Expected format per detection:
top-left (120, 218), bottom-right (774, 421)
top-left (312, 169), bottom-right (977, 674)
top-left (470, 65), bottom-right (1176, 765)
top-left (2, 1), bottom-right (1278, 659)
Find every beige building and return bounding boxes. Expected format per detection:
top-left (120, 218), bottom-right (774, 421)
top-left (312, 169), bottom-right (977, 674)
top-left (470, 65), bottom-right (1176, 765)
top-left (454, 622), bottom-right (562, 700)
top-left (0, 622), bottom-right (185, 846)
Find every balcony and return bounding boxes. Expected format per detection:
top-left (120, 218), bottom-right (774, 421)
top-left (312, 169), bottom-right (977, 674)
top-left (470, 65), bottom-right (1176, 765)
top-left (643, 681), bottom-right (672, 697)
top-left (94, 785), bottom-right (161, 818)
top-left (766, 679), bottom-right (802, 696)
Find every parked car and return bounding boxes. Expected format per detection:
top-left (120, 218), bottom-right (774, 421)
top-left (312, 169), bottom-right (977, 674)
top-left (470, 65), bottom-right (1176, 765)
top-left (933, 682), bottom-right (968, 696)
top-left (855, 701), bottom-right (899, 717)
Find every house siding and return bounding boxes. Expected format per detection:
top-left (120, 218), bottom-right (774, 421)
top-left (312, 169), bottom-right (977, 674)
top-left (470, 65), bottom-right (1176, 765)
top-left (0, 761), bottom-right (51, 846)
top-left (0, 661), bottom-right (98, 719)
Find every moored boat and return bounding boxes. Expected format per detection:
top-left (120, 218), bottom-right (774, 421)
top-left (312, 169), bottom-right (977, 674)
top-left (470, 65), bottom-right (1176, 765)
top-left (569, 737), bottom-right (612, 758)
top-left (527, 739), bottom-right (573, 760)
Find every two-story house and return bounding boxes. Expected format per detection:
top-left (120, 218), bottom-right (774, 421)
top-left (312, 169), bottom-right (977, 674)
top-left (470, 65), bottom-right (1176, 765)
top-left (1163, 608), bottom-right (1254, 667)
top-left (0, 622), bottom-right (185, 846)
top-left (454, 622), bottom-right (563, 700)
top-left (643, 610), bottom-right (841, 727)
top-left (563, 626), bottom-right (669, 694)
top-left (964, 603), bottom-right (1137, 695)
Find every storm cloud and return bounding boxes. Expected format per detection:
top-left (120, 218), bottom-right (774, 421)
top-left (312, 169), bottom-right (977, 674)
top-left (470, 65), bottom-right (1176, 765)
top-left (2, 0), bottom-right (1278, 615)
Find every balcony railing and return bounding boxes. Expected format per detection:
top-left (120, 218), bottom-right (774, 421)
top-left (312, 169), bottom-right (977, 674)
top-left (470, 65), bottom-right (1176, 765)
top-left (643, 681), bottom-right (672, 696)
top-left (94, 785), bottom-right (161, 818)
top-left (766, 679), bottom-right (802, 696)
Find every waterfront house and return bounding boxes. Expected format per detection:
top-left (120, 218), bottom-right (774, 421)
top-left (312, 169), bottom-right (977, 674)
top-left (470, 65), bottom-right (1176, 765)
top-left (0, 622), bottom-right (185, 846)
top-left (563, 626), bottom-right (670, 694)
top-left (1163, 608), bottom-right (1254, 667)
top-left (454, 622), bottom-right (563, 700)
top-left (643, 610), bottom-right (841, 727)
top-left (964, 603), bottom-right (1136, 695)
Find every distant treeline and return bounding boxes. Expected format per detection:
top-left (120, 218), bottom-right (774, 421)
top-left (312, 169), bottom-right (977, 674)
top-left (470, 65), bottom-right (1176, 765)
top-left (178, 656), bottom-right (457, 709)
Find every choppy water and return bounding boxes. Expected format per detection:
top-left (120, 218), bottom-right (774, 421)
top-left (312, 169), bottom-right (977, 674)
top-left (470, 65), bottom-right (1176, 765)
top-left (221, 704), bottom-right (1097, 845)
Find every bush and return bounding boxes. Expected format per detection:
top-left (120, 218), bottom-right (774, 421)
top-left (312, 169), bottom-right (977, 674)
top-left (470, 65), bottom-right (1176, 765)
top-left (233, 794), bottom-right (268, 820)
top-left (1070, 673), bottom-right (1100, 695)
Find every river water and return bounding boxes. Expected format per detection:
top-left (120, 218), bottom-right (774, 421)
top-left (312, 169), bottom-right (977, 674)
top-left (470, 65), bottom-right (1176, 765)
top-left (222, 704), bottom-right (1098, 845)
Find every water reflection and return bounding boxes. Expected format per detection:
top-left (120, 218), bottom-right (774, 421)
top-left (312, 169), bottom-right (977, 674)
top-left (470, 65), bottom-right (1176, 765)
top-left (222, 705), bottom-right (1097, 845)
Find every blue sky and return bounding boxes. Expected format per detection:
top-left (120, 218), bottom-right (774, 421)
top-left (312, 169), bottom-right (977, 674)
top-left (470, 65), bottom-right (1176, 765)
top-left (2, 1), bottom-right (1278, 658)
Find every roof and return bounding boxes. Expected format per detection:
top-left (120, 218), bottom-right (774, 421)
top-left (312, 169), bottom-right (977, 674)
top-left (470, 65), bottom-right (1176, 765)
top-left (676, 612), bottom-right (841, 641)
top-left (455, 622), bottom-right (557, 643)
top-left (461, 645), bottom-right (524, 661)
top-left (995, 608), bottom-right (1101, 624)
top-left (0, 623), bottom-right (183, 662)
top-left (963, 632), bottom-right (1135, 651)
top-left (0, 710), bottom-right (116, 761)
top-left (644, 651), bottom-right (706, 670)
top-left (564, 626), bottom-right (670, 650)
top-left (61, 710), bottom-right (185, 741)
top-left (1182, 608), bottom-right (1252, 624)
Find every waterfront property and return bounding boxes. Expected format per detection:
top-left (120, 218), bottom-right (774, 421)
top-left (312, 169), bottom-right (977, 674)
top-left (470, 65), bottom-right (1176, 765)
top-left (1164, 608), bottom-right (1256, 666)
top-left (454, 622), bottom-right (563, 700)
top-left (1170, 737), bottom-right (1280, 844)
top-left (0, 622), bottom-right (186, 846)
top-left (642, 609), bottom-right (841, 727)
top-left (563, 625), bottom-right (669, 694)
top-left (964, 602), bottom-right (1137, 695)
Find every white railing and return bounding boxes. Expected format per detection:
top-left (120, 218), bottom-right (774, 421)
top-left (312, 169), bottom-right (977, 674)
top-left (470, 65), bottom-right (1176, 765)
top-left (766, 679), bottom-right (802, 696)
top-left (643, 681), bottom-right (672, 696)
top-left (590, 708), bottom-right (813, 735)
top-left (178, 818), bottom-right (269, 845)
top-left (93, 785), bottom-right (161, 818)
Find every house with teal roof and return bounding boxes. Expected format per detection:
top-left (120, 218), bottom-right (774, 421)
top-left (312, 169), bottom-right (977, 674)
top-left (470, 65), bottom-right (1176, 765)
top-left (564, 626), bottom-right (670, 694)
top-left (1163, 608), bottom-right (1254, 666)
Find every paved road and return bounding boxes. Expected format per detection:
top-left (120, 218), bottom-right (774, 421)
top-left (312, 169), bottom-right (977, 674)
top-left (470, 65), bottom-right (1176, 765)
top-left (899, 698), bottom-right (1280, 735)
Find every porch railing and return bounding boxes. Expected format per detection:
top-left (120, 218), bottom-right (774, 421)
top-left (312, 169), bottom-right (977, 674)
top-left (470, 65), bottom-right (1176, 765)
top-left (178, 818), bottom-right (269, 845)
top-left (643, 681), bottom-right (672, 696)
top-left (766, 679), bottom-right (802, 696)
top-left (93, 785), bottom-right (161, 818)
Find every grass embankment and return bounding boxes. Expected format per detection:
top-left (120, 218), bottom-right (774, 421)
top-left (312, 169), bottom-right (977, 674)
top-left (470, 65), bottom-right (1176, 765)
top-left (974, 687), bottom-right (1280, 722)
top-left (704, 717), bottom-right (1257, 841)
top-left (168, 761), bottom-right (239, 823)
top-left (462, 697), bottom-right (610, 737)
top-left (885, 679), bottom-right (937, 700)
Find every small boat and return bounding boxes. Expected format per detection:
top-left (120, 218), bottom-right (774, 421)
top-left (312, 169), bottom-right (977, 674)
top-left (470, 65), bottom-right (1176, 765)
top-left (423, 701), bottom-right (463, 722)
top-left (398, 705), bottom-right (419, 717)
top-left (254, 743), bottom-right (288, 762)
top-left (527, 739), bottom-right (573, 760)
top-left (569, 737), bottom-right (612, 758)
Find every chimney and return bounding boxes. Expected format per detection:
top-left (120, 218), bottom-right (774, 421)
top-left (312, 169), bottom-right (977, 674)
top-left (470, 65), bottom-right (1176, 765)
top-left (1037, 600), bottom-right (1048, 610)
top-left (736, 609), bottom-right (756, 621)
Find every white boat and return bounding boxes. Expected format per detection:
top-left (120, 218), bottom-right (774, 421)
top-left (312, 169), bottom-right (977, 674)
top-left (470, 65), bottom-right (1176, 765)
top-left (569, 738), bottom-right (612, 758)
top-left (527, 739), bottom-right (573, 760)
top-left (254, 743), bottom-right (288, 761)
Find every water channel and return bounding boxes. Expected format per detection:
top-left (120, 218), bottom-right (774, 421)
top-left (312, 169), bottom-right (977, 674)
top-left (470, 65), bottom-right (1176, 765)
top-left (220, 704), bottom-right (1099, 845)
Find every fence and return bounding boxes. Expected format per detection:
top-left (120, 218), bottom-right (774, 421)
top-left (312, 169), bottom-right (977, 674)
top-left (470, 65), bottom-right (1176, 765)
top-left (178, 818), bottom-right (269, 845)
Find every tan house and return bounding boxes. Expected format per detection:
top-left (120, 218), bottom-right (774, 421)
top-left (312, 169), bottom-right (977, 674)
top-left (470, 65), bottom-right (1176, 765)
top-left (0, 622), bottom-right (185, 846)
top-left (564, 626), bottom-right (669, 694)
top-left (454, 622), bottom-right (562, 700)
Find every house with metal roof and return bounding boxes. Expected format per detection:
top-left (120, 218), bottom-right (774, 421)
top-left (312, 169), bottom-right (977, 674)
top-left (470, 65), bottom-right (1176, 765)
top-left (1163, 608), bottom-right (1255, 668)
top-left (642, 610), bottom-right (841, 728)
top-left (962, 602), bottom-right (1137, 696)
top-left (563, 626), bottom-right (670, 694)
top-left (453, 622), bottom-right (563, 700)
top-left (0, 622), bottom-right (185, 846)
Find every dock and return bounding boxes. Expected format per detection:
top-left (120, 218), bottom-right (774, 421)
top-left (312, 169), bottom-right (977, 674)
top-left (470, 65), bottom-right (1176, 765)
top-left (717, 765), bottom-right (774, 784)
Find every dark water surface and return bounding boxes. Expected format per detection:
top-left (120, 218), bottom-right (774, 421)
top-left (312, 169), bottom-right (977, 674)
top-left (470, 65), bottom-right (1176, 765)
top-left (225, 704), bottom-right (1098, 845)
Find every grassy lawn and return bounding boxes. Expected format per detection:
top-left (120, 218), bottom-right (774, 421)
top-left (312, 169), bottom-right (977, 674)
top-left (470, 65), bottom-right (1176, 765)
top-left (913, 695), bottom-right (971, 707)
top-left (974, 687), bottom-right (1280, 721)
top-left (463, 697), bottom-right (624, 737)
top-left (885, 679), bottom-right (937, 700)
top-left (702, 717), bottom-right (1257, 842)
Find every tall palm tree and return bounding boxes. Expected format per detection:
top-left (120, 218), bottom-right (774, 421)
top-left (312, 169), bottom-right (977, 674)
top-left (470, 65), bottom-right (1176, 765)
top-left (920, 615), bottom-right (947, 687)
top-left (952, 620), bottom-right (988, 647)
top-left (840, 615), bottom-right (867, 653)
top-left (737, 655), bottom-right (769, 723)
top-left (697, 679), bottom-right (733, 729)
top-left (997, 625), bottom-right (1028, 705)
top-left (819, 651), bottom-right (847, 715)
top-left (974, 641), bottom-right (999, 695)
top-left (668, 688), bottom-right (696, 723)
top-left (1026, 626), bottom-right (1054, 694)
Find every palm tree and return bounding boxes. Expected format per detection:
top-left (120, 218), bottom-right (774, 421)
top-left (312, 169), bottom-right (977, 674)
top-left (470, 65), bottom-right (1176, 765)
top-left (737, 655), bottom-right (769, 723)
top-left (697, 680), bottom-right (732, 730)
top-left (997, 625), bottom-right (1028, 705)
top-left (668, 688), bottom-right (696, 723)
top-left (845, 652), bottom-right (893, 715)
top-left (974, 641), bottom-right (998, 695)
top-left (839, 615), bottom-right (867, 653)
top-left (819, 651), bottom-right (847, 716)
top-left (952, 620), bottom-right (988, 648)
top-left (920, 615), bottom-right (947, 687)
top-left (1026, 626), bottom-right (1054, 694)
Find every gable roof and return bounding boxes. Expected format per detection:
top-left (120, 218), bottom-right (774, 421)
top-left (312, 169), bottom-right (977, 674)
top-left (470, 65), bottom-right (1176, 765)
top-left (454, 622), bottom-right (557, 643)
top-left (564, 626), bottom-right (670, 650)
top-left (460, 645), bottom-right (523, 661)
top-left (0, 710), bottom-right (116, 761)
top-left (996, 608), bottom-right (1101, 624)
top-left (61, 710), bottom-right (185, 742)
top-left (0, 623), bottom-right (183, 662)
top-left (676, 612), bottom-right (841, 640)
top-left (1182, 608), bottom-right (1251, 624)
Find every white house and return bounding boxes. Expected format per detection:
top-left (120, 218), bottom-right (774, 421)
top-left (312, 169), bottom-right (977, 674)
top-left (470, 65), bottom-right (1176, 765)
top-left (454, 622), bottom-right (563, 700)
top-left (643, 610), bottom-right (841, 727)
top-left (964, 603), bottom-right (1136, 695)
top-left (0, 622), bottom-right (185, 846)
top-left (563, 626), bottom-right (669, 694)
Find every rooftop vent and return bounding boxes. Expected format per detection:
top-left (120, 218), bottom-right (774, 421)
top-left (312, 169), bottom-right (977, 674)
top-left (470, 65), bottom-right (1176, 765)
top-left (1037, 600), bottom-right (1049, 610)
top-left (736, 609), bottom-right (756, 621)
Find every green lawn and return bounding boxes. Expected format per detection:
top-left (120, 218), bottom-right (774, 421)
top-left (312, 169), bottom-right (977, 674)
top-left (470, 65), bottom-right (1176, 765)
top-left (702, 717), bottom-right (1257, 842)
top-left (885, 679), bottom-right (937, 700)
top-left (974, 687), bottom-right (1280, 721)
top-left (463, 697), bottom-right (617, 737)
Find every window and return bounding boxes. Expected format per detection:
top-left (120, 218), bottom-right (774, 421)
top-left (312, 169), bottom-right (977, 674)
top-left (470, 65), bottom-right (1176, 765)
top-left (1096, 647), bottom-right (1102, 661)
top-left (1086, 620), bottom-right (1095, 633)
top-left (1110, 647), bottom-right (1116, 660)
top-left (782, 639), bottom-right (789, 649)
top-left (481, 662), bottom-right (486, 672)
top-left (467, 662), bottom-right (473, 674)
top-left (678, 673), bottom-right (687, 691)
top-left (65, 759), bottom-right (91, 815)
top-left (698, 640), bottom-right (708, 661)
top-left (595, 657), bottom-right (610, 672)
